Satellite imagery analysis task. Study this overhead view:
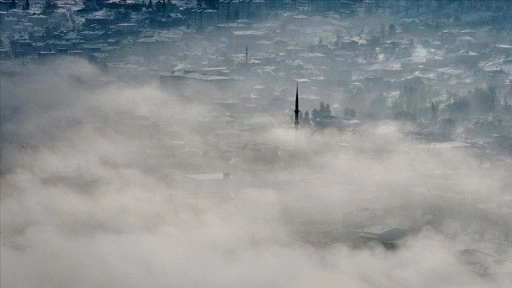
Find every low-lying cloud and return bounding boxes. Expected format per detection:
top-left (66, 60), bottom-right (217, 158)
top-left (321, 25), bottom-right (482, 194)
top-left (1, 58), bottom-right (511, 287)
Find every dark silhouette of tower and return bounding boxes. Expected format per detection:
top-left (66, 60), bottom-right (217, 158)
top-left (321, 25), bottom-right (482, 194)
top-left (245, 44), bottom-right (248, 65)
top-left (294, 83), bottom-right (300, 130)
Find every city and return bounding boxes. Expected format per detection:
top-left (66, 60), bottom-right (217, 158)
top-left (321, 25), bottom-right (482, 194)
top-left (1, 0), bottom-right (512, 287)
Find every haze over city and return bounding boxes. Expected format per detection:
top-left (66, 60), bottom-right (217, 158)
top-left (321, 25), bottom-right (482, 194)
top-left (1, 0), bottom-right (511, 287)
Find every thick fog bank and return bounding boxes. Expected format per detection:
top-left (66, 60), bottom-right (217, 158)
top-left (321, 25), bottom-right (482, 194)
top-left (1, 58), bottom-right (511, 287)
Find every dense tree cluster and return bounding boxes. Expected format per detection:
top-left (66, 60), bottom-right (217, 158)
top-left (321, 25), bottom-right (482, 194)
top-left (310, 101), bottom-right (333, 126)
top-left (296, 101), bottom-right (335, 127)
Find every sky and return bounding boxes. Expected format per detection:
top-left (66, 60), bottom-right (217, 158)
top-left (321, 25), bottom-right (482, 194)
top-left (1, 56), bottom-right (511, 287)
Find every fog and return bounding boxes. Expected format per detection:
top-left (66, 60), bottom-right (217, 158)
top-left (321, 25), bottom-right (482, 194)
top-left (1, 57), bottom-right (511, 288)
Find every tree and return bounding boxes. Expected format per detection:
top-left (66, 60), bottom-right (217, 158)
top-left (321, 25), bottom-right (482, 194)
top-left (319, 101), bottom-right (326, 116)
top-left (447, 97), bottom-right (470, 122)
top-left (318, 101), bottom-right (332, 119)
top-left (311, 108), bottom-right (319, 125)
top-left (431, 101), bottom-right (440, 122)
top-left (325, 104), bottom-right (332, 118)
top-left (303, 110), bottom-right (311, 126)
top-left (311, 102), bottom-right (334, 126)
top-left (22, 0), bottom-right (29, 10)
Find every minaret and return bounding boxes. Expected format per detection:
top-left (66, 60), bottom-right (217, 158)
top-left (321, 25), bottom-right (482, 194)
top-left (294, 83), bottom-right (300, 130)
top-left (245, 44), bottom-right (248, 65)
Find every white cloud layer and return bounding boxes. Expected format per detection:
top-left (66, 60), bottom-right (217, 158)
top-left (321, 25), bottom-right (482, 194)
top-left (1, 58), bottom-right (511, 288)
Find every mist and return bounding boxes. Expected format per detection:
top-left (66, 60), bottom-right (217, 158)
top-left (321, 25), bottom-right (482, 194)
top-left (2, 0), bottom-right (512, 287)
top-left (1, 57), bottom-right (511, 288)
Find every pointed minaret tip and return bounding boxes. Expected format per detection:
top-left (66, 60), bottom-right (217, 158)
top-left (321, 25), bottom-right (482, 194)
top-left (295, 83), bottom-right (299, 111)
top-left (245, 44), bottom-right (248, 64)
top-left (294, 82), bottom-right (300, 129)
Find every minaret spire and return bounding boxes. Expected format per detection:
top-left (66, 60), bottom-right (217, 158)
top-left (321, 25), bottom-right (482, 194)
top-left (245, 44), bottom-right (248, 65)
top-left (294, 83), bottom-right (300, 130)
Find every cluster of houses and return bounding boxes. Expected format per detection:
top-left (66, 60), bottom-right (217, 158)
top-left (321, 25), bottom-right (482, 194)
top-left (1, 0), bottom-right (511, 152)
top-left (1, 1), bottom-right (511, 145)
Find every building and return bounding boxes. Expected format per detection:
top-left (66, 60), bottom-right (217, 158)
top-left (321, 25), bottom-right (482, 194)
top-left (309, 0), bottom-right (348, 12)
top-left (183, 173), bottom-right (232, 195)
top-left (217, 0), bottom-right (266, 23)
top-left (251, 0), bottom-right (265, 18)
top-left (357, 225), bottom-right (410, 249)
top-left (190, 9), bottom-right (218, 29)
top-left (203, 9), bottom-right (218, 28)
top-left (296, 0), bottom-right (309, 9)
top-left (218, 0), bottom-right (229, 22)
top-left (238, 0), bottom-right (250, 19)
top-left (228, 0), bottom-right (239, 21)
